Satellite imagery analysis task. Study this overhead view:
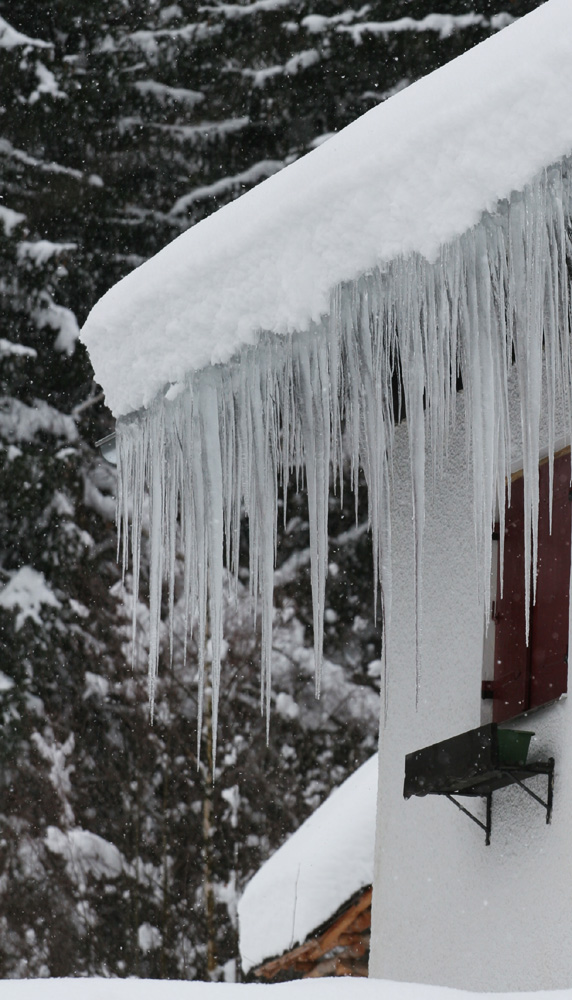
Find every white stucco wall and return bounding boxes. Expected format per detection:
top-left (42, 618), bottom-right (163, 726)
top-left (369, 384), bottom-right (572, 990)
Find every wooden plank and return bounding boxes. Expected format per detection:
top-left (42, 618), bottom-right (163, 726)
top-left (254, 886), bottom-right (372, 980)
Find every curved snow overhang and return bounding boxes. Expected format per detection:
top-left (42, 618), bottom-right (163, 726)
top-left (82, 0), bottom-right (572, 420)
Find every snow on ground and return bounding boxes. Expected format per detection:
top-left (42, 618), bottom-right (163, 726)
top-left (82, 0), bottom-right (572, 417)
top-left (238, 755), bottom-right (377, 973)
top-left (4, 980), bottom-right (572, 1000)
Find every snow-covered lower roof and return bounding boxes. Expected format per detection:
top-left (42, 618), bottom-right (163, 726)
top-left (82, 0), bottom-right (572, 418)
top-left (238, 754), bottom-right (378, 974)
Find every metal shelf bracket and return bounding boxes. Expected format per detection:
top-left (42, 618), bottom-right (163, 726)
top-left (500, 757), bottom-right (555, 825)
top-left (443, 758), bottom-right (554, 845)
top-left (445, 792), bottom-right (492, 846)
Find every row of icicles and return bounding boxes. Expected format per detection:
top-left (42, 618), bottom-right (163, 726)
top-left (115, 158), bottom-right (572, 760)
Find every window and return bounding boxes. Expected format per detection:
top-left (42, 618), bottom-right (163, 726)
top-left (486, 451), bottom-right (570, 723)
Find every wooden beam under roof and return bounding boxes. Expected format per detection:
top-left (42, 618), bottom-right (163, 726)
top-left (253, 885), bottom-right (372, 981)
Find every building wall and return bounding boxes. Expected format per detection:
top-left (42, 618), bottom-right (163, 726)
top-left (369, 382), bottom-right (572, 990)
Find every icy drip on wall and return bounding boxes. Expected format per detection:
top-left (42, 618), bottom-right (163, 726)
top-left (116, 159), bottom-right (572, 751)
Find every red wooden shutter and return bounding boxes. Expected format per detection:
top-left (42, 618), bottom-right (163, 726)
top-left (492, 452), bottom-right (570, 722)
top-left (492, 473), bottom-right (529, 723)
top-left (529, 452), bottom-right (570, 708)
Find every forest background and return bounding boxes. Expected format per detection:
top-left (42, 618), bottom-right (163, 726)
top-left (0, 0), bottom-right (541, 982)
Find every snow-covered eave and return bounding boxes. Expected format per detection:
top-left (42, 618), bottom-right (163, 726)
top-left (82, 0), bottom-right (572, 419)
top-left (113, 147), bottom-right (572, 753)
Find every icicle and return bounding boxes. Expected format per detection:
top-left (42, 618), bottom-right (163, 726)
top-left (198, 377), bottom-right (225, 765)
top-left (115, 155), bottom-right (572, 752)
top-left (393, 256), bottom-right (427, 707)
top-left (245, 355), bottom-right (277, 729)
top-left (146, 407), bottom-right (164, 719)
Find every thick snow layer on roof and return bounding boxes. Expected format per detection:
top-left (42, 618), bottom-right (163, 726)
top-left (238, 754), bottom-right (378, 974)
top-left (82, 0), bottom-right (572, 418)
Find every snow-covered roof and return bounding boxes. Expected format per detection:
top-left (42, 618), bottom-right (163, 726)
top-left (82, 0), bottom-right (572, 418)
top-left (238, 754), bottom-right (378, 974)
top-left (78, 0), bottom-right (572, 747)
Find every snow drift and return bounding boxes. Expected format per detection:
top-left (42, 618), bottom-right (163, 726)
top-left (6, 978), bottom-right (572, 999)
